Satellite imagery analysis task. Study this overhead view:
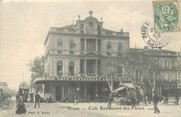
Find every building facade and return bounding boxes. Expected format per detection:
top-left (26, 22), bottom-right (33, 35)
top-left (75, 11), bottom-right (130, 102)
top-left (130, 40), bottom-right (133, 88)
top-left (34, 11), bottom-right (181, 102)
top-left (129, 48), bottom-right (180, 98)
top-left (35, 11), bottom-right (130, 102)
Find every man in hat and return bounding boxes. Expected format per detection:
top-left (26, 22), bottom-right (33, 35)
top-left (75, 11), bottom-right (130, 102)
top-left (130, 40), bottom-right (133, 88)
top-left (34, 91), bottom-right (40, 108)
top-left (153, 91), bottom-right (160, 114)
top-left (107, 93), bottom-right (113, 109)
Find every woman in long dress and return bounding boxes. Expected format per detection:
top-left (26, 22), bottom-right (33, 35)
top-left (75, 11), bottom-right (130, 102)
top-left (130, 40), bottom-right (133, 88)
top-left (16, 92), bottom-right (27, 114)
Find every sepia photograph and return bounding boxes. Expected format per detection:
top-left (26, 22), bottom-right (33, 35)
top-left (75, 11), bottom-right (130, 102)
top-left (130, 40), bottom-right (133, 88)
top-left (0, 0), bottom-right (181, 117)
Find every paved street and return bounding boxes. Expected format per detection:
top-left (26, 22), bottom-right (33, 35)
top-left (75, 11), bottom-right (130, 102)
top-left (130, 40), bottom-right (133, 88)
top-left (1, 101), bottom-right (181, 117)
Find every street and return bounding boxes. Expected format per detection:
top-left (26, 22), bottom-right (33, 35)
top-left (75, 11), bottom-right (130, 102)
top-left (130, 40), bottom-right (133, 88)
top-left (1, 101), bottom-right (181, 117)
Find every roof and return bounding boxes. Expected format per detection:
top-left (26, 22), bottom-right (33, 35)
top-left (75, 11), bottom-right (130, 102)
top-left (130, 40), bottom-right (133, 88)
top-left (3, 88), bottom-right (17, 96)
top-left (52, 24), bottom-right (75, 30)
top-left (102, 28), bottom-right (118, 33)
top-left (44, 14), bottom-right (129, 44)
top-left (50, 25), bottom-right (120, 33)
top-left (0, 82), bottom-right (8, 86)
top-left (130, 48), bottom-right (177, 53)
top-left (129, 48), bottom-right (178, 56)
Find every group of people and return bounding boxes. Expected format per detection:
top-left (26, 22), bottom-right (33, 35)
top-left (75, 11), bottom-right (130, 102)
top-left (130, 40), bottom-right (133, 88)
top-left (16, 91), bottom-right (41, 114)
top-left (15, 90), bottom-right (179, 115)
top-left (15, 91), bottom-right (27, 114)
top-left (107, 93), bottom-right (136, 109)
top-left (106, 91), bottom-right (161, 114)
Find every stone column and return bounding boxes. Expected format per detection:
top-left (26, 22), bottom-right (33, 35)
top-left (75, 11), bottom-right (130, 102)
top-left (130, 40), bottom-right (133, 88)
top-left (62, 86), bottom-right (64, 101)
top-left (84, 37), bottom-right (87, 53)
top-left (85, 83), bottom-right (87, 97)
top-left (95, 59), bottom-right (98, 76)
top-left (96, 39), bottom-right (98, 52)
top-left (84, 59), bottom-right (87, 76)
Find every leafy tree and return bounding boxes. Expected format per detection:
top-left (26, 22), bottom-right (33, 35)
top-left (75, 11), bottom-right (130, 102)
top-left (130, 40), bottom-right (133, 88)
top-left (103, 60), bottom-right (117, 92)
top-left (117, 50), bottom-right (163, 99)
top-left (28, 56), bottom-right (44, 91)
top-left (102, 49), bottom-right (162, 101)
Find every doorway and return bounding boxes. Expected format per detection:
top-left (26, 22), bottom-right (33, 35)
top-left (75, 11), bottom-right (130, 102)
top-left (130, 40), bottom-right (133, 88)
top-left (56, 86), bottom-right (62, 101)
top-left (87, 82), bottom-right (95, 101)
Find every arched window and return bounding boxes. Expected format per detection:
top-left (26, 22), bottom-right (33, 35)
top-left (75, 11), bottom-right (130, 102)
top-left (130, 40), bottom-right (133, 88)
top-left (107, 41), bottom-right (111, 56)
top-left (69, 61), bottom-right (75, 76)
top-left (57, 39), bottom-right (63, 54)
top-left (69, 40), bottom-right (76, 54)
top-left (57, 61), bottom-right (63, 77)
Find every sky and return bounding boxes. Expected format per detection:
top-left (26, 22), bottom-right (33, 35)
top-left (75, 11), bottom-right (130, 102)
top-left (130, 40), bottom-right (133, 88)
top-left (0, 0), bottom-right (181, 91)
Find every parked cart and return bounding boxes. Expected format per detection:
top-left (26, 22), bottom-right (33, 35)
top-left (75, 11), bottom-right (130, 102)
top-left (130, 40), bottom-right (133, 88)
top-left (0, 88), bottom-right (13, 110)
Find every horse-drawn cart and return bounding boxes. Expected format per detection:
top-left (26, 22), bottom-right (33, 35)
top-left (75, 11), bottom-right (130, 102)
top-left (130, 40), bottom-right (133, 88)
top-left (0, 88), bottom-right (13, 110)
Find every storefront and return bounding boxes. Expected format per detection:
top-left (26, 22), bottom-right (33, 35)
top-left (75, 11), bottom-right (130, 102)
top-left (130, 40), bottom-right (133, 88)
top-left (35, 77), bottom-right (118, 102)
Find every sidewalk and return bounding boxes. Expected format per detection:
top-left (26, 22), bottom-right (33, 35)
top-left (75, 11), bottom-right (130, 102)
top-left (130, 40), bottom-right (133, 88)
top-left (1, 102), bottom-right (181, 117)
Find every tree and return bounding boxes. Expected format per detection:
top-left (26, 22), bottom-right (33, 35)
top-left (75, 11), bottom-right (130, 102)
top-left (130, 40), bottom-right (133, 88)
top-left (118, 50), bottom-right (162, 98)
top-left (116, 50), bottom-right (162, 100)
top-left (103, 62), bottom-right (117, 92)
top-left (28, 56), bottom-right (44, 91)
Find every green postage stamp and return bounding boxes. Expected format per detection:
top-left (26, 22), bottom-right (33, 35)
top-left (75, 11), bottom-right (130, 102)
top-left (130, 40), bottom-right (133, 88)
top-left (153, 0), bottom-right (180, 33)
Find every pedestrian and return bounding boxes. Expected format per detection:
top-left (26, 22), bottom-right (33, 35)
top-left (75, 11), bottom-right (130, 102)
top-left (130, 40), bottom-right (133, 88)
top-left (107, 93), bottom-right (113, 109)
top-left (29, 93), bottom-right (34, 103)
top-left (165, 96), bottom-right (168, 104)
top-left (74, 95), bottom-right (78, 105)
top-left (16, 91), bottom-right (20, 108)
top-left (175, 94), bottom-right (179, 105)
top-left (16, 91), bottom-right (27, 114)
top-left (145, 96), bottom-right (148, 105)
top-left (153, 91), bottom-right (160, 114)
top-left (34, 91), bottom-right (40, 108)
top-left (131, 96), bottom-right (136, 109)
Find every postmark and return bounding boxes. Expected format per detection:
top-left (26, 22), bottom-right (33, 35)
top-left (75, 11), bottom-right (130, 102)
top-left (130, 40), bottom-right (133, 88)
top-left (141, 22), bottom-right (169, 48)
top-left (153, 0), bottom-right (180, 33)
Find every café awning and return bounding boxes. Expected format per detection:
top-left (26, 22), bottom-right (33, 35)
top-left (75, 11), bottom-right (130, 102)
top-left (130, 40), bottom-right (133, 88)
top-left (113, 87), bottom-right (126, 93)
top-left (124, 83), bottom-right (135, 89)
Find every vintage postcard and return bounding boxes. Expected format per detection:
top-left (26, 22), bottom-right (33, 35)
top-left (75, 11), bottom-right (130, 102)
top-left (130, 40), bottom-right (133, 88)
top-left (0, 0), bottom-right (181, 117)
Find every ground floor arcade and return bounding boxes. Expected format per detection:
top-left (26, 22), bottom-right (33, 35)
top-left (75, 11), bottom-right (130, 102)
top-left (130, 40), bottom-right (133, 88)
top-left (42, 81), bottom-right (121, 102)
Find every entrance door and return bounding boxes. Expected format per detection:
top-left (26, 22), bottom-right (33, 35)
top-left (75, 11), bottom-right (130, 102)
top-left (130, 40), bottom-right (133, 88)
top-left (87, 82), bottom-right (95, 101)
top-left (56, 86), bottom-right (62, 101)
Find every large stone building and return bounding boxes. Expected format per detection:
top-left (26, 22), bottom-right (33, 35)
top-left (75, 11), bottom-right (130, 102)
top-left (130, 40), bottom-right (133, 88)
top-left (35, 11), bottom-right (130, 102)
top-left (34, 11), bottom-right (181, 102)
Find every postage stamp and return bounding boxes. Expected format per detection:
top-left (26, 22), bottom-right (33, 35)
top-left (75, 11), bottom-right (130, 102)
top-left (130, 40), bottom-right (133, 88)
top-left (153, 0), bottom-right (180, 33)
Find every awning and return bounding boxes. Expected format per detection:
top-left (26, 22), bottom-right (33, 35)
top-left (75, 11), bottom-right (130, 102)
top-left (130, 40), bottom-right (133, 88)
top-left (2, 88), bottom-right (17, 96)
top-left (113, 87), bottom-right (126, 93)
top-left (124, 83), bottom-right (135, 89)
